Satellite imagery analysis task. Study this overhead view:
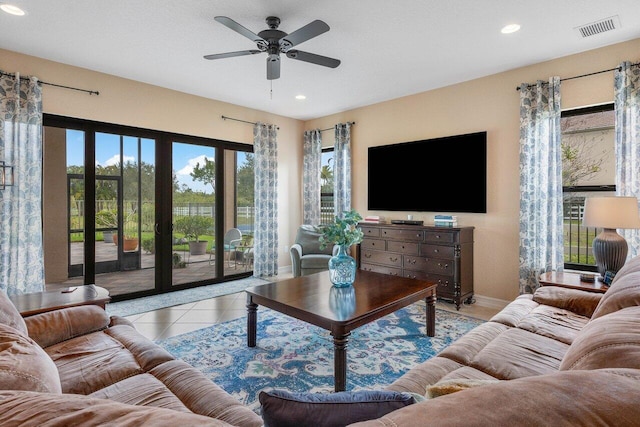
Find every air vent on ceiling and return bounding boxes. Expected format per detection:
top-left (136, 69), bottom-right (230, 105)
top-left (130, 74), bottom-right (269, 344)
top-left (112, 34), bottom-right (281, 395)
top-left (575, 15), bottom-right (621, 38)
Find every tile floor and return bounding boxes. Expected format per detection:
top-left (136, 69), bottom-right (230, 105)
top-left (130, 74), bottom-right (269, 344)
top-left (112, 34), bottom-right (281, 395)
top-left (121, 272), bottom-right (503, 341)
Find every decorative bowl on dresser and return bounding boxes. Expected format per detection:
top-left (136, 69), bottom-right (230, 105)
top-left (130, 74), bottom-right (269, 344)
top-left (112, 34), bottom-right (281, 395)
top-left (357, 222), bottom-right (474, 310)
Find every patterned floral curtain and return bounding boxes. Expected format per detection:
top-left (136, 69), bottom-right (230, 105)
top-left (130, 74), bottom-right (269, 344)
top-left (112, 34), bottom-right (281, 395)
top-left (0, 72), bottom-right (45, 295)
top-left (302, 129), bottom-right (321, 225)
top-left (518, 77), bottom-right (564, 294)
top-left (614, 61), bottom-right (640, 259)
top-left (333, 123), bottom-right (352, 216)
top-left (253, 123), bottom-right (279, 278)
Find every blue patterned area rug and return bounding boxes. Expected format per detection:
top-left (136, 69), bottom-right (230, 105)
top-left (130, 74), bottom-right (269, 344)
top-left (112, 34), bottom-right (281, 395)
top-left (106, 277), bottom-right (270, 317)
top-left (156, 302), bottom-right (483, 412)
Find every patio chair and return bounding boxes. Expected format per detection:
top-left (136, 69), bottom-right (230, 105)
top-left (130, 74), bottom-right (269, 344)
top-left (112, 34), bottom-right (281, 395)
top-left (209, 228), bottom-right (243, 267)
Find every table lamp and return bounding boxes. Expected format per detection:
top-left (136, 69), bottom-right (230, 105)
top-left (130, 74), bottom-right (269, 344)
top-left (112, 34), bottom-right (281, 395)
top-left (582, 196), bottom-right (640, 279)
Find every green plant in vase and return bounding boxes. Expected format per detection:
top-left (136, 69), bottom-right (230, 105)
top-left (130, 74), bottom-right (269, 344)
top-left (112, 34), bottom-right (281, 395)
top-left (318, 209), bottom-right (364, 287)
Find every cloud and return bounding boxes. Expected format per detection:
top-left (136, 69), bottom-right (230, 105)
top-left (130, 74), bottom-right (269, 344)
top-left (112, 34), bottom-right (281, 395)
top-left (99, 154), bottom-right (135, 167)
top-left (175, 154), bottom-right (213, 176)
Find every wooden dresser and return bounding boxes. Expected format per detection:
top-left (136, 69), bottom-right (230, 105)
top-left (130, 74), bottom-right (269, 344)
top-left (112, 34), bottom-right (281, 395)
top-left (357, 223), bottom-right (474, 310)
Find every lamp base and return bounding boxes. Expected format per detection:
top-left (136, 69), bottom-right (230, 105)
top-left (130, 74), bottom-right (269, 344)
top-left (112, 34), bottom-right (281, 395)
top-left (592, 228), bottom-right (628, 278)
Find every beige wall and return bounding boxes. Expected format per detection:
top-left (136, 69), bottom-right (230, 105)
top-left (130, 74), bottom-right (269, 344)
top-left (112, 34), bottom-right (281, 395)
top-left (3, 38), bottom-right (640, 301)
top-left (0, 48), bottom-right (304, 273)
top-left (305, 38), bottom-right (640, 303)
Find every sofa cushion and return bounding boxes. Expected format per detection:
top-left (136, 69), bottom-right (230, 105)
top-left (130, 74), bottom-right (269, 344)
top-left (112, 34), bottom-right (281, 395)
top-left (0, 390), bottom-right (236, 427)
top-left (25, 304), bottom-right (110, 348)
top-left (259, 389), bottom-right (415, 427)
top-left (468, 328), bottom-right (569, 379)
top-left (515, 304), bottom-right (590, 345)
top-left (426, 378), bottom-right (502, 398)
top-left (0, 291), bottom-right (27, 335)
top-left (532, 286), bottom-right (602, 318)
top-left (296, 225), bottom-right (333, 256)
top-left (349, 369), bottom-right (640, 427)
top-left (0, 324), bottom-right (61, 393)
top-left (560, 306), bottom-right (640, 371)
top-left (300, 254), bottom-right (332, 270)
top-left (591, 269), bottom-right (640, 320)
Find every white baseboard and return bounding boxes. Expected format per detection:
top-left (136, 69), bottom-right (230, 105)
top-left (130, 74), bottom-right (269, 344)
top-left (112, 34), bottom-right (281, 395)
top-left (472, 294), bottom-right (510, 310)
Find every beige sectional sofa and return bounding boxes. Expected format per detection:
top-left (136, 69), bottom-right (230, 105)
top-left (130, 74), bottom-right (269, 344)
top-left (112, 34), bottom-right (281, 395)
top-left (350, 255), bottom-right (640, 426)
top-left (3, 254), bottom-right (640, 426)
top-left (0, 291), bottom-right (263, 426)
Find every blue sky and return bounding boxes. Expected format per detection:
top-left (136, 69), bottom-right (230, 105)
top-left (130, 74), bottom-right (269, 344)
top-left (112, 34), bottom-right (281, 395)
top-left (66, 130), bottom-right (249, 194)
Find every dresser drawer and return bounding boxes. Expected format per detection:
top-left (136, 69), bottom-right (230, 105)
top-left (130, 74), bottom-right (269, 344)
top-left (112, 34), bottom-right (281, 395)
top-left (402, 270), bottom-right (453, 293)
top-left (404, 256), bottom-right (453, 275)
top-left (361, 249), bottom-right (402, 267)
top-left (387, 240), bottom-right (419, 255)
top-left (424, 231), bottom-right (456, 244)
top-left (381, 228), bottom-right (424, 242)
top-left (361, 263), bottom-right (402, 277)
top-left (361, 238), bottom-right (385, 251)
top-left (360, 226), bottom-right (380, 238)
top-left (420, 244), bottom-right (455, 258)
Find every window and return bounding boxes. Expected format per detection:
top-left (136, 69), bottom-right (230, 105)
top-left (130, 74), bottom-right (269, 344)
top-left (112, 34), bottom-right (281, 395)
top-left (561, 103), bottom-right (615, 271)
top-left (320, 148), bottom-right (334, 224)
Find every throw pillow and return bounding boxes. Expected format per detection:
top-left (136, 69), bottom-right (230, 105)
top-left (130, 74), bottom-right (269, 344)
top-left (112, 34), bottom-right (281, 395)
top-left (426, 378), bottom-right (502, 399)
top-left (259, 389), bottom-right (415, 427)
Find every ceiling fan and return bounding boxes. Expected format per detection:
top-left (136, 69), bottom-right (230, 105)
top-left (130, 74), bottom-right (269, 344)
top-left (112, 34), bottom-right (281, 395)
top-left (204, 16), bottom-right (341, 80)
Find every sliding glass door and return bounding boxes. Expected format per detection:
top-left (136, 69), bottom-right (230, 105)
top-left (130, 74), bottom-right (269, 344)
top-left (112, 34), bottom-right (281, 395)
top-left (43, 115), bottom-right (254, 301)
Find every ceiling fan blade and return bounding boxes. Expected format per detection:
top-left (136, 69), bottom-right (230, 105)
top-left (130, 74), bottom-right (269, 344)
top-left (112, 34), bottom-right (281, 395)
top-left (267, 56), bottom-right (281, 80)
top-left (286, 50), bottom-right (341, 68)
top-left (204, 50), bottom-right (262, 60)
top-left (214, 16), bottom-right (266, 45)
top-left (280, 20), bottom-right (330, 49)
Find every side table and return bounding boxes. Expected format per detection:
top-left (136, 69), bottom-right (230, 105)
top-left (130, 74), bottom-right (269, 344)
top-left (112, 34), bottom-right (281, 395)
top-left (538, 271), bottom-right (608, 293)
top-left (9, 284), bottom-right (111, 317)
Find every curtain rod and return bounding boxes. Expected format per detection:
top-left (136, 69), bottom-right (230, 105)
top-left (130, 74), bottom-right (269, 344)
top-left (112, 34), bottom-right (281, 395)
top-left (221, 115), bottom-right (279, 130)
top-left (515, 61), bottom-right (640, 91)
top-left (0, 71), bottom-right (99, 95)
top-left (319, 121), bottom-right (356, 132)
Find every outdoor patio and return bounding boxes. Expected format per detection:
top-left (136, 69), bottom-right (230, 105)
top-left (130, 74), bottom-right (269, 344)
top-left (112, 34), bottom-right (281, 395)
top-left (47, 241), bottom-right (253, 298)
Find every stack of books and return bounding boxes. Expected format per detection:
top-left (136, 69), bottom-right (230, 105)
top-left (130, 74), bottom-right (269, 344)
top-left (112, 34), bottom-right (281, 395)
top-left (361, 215), bottom-right (387, 224)
top-left (434, 215), bottom-right (458, 227)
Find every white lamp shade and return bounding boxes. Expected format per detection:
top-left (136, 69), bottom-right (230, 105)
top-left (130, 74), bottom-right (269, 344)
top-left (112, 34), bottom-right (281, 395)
top-left (582, 196), bottom-right (640, 229)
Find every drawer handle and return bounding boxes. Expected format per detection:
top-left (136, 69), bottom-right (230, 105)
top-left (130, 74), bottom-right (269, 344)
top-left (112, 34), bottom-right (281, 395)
top-left (433, 249), bottom-right (439, 253)
top-left (407, 259), bottom-right (416, 265)
top-left (389, 257), bottom-right (398, 262)
top-left (389, 272), bottom-right (398, 276)
top-left (365, 253), bottom-right (372, 258)
top-left (435, 235), bottom-right (441, 239)
top-left (437, 262), bottom-right (449, 269)
top-left (416, 234), bottom-right (421, 238)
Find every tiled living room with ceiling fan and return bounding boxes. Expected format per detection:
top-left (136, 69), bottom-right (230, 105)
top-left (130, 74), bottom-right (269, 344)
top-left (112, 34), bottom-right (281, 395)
top-left (1, 1), bottom-right (640, 425)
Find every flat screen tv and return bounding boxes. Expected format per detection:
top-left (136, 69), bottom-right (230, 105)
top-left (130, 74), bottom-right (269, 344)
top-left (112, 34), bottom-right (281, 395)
top-left (368, 131), bottom-right (487, 213)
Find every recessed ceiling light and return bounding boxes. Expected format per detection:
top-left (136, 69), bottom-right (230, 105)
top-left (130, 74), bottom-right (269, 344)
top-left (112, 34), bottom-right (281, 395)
top-left (0, 4), bottom-right (26, 16)
top-left (295, 94), bottom-right (306, 100)
top-left (501, 24), bottom-right (521, 34)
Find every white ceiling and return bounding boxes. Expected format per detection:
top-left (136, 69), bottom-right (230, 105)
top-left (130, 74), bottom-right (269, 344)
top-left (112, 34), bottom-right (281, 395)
top-left (1, 0), bottom-right (640, 120)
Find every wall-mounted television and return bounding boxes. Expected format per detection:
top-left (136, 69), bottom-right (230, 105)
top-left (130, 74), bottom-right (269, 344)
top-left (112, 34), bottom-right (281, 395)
top-left (367, 131), bottom-right (487, 213)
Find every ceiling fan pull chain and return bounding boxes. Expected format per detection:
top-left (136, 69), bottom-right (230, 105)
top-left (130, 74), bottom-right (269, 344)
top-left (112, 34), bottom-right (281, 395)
top-left (270, 80), bottom-right (273, 100)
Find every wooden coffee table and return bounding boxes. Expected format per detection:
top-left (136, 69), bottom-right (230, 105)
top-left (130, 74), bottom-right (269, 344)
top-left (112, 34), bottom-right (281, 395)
top-left (245, 270), bottom-right (437, 392)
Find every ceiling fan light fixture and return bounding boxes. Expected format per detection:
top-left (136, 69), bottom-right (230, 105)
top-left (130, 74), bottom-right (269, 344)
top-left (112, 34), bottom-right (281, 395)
top-left (501, 23), bottom-right (521, 34)
top-left (205, 16), bottom-right (340, 81)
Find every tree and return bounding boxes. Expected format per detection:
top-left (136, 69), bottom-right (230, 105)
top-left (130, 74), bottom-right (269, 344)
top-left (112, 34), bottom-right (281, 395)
top-left (561, 135), bottom-right (609, 186)
top-left (190, 158), bottom-right (215, 194)
top-left (237, 153), bottom-right (254, 206)
top-left (321, 159), bottom-right (334, 193)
